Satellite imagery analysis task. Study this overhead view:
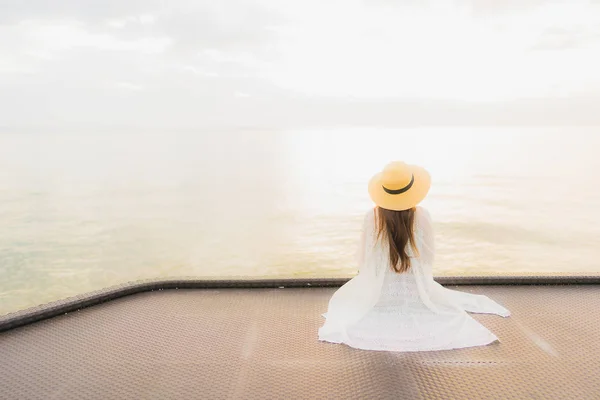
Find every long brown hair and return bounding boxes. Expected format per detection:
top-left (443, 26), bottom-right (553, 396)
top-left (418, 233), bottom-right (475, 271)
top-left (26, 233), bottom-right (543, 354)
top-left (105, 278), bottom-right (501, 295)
top-left (375, 206), bottom-right (418, 273)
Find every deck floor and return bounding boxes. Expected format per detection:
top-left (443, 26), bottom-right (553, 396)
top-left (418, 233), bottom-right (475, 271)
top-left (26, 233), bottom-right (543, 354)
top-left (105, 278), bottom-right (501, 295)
top-left (1, 285), bottom-right (599, 399)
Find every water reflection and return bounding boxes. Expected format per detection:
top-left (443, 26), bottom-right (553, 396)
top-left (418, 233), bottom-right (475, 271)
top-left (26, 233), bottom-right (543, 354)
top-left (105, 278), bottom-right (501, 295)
top-left (0, 128), bottom-right (599, 314)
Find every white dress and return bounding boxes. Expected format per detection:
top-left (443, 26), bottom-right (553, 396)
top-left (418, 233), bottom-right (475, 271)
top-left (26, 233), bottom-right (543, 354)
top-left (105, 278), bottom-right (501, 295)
top-left (319, 207), bottom-right (510, 352)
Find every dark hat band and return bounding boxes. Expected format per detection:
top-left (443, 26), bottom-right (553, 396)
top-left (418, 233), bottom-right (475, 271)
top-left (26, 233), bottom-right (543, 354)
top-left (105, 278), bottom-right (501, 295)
top-left (382, 174), bottom-right (415, 195)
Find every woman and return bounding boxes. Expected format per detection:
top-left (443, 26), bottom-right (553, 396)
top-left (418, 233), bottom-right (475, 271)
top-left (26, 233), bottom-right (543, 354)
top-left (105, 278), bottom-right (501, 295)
top-left (319, 161), bottom-right (510, 352)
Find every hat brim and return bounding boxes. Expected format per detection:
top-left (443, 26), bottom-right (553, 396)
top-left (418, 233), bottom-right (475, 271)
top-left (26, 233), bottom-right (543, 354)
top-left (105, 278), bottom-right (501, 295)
top-left (368, 165), bottom-right (431, 211)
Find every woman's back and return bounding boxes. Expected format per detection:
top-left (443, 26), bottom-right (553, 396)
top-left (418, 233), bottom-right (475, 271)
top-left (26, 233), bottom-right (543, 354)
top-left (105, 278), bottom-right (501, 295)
top-left (360, 205), bottom-right (434, 275)
top-left (363, 206), bottom-right (429, 306)
top-left (319, 162), bottom-right (510, 352)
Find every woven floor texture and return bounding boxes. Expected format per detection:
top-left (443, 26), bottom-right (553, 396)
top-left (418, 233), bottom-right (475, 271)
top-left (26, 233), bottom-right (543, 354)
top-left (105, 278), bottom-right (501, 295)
top-left (1, 285), bottom-right (599, 399)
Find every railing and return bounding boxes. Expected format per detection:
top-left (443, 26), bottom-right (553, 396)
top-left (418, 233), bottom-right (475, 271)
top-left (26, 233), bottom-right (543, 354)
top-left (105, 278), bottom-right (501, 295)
top-left (2, 274), bottom-right (600, 332)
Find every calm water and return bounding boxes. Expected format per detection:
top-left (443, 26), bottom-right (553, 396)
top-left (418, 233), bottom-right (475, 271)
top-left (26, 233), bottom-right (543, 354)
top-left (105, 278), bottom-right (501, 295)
top-left (1, 128), bottom-right (599, 315)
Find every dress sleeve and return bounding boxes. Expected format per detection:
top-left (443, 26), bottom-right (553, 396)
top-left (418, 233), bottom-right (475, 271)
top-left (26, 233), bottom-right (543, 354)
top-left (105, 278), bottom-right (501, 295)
top-left (355, 220), bottom-right (366, 271)
top-left (416, 207), bottom-right (435, 267)
top-left (318, 208), bottom-right (387, 342)
top-left (356, 208), bottom-right (375, 273)
top-left (414, 207), bottom-right (511, 318)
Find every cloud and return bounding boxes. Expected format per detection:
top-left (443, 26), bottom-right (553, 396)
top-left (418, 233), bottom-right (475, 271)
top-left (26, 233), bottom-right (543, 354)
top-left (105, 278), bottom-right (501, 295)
top-left (0, 0), bottom-right (166, 24)
top-left (460, 0), bottom-right (550, 16)
top-left (0, 0), bottom-right (599, 129)
top-left (108, 14), bottom-right (157, 28)
top-left (21, 20), bottom-right (171, 54)
top-left (115, 81), bottom-right (144, 91)
top-left (261, 1), bottom-right (600, 101)
top-left (177, 65), bottom-right (220, 77)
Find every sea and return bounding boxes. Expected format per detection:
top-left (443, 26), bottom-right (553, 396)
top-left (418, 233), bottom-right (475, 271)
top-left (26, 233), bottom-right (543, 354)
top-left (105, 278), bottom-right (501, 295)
top-left (1, 127), bottom-right (599, 315)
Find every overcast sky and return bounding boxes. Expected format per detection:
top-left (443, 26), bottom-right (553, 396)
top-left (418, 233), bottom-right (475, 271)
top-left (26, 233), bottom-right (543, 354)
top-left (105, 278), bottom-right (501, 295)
top-left (1, 0), bottom-right (600, 129)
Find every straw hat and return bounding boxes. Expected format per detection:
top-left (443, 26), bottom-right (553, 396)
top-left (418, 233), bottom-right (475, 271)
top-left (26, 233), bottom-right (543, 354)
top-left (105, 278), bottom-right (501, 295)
top-left (368, 161), bottom-right (431, 211)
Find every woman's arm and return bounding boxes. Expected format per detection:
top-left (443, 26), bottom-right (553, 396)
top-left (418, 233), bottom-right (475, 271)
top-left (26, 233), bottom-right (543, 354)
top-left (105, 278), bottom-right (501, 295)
top-left (356, 208), bottom-right (375, 273)
top-left (416, 207), bottom-right (435, 266)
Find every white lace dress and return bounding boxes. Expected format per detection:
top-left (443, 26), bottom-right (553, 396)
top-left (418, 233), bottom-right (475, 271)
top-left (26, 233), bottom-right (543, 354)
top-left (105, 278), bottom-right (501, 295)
top-left (319, 207), bottom-right (510, 352)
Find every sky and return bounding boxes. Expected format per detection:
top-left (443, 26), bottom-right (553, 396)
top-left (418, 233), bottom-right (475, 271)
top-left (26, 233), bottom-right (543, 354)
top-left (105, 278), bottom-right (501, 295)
top-left (1, 0), bottom-right (600, 130)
